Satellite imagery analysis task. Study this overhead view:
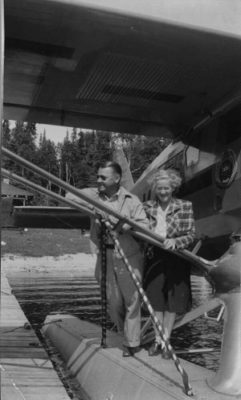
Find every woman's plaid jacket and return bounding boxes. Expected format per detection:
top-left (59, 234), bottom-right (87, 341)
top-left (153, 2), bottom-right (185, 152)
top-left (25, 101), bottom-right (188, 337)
top-left (143, 197), bottom-right (196, 250)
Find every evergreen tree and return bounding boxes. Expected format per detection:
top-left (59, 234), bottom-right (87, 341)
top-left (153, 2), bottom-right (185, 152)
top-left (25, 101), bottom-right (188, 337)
top-left (36, 133), bottom-right (58, 179)
top-left (111, 133), bottom-right (170, 182)
top-left (2, 120), bottom-right (12, 171)
top-left (2, 120), bottom-right (170, 194)
top-left (34, 131), bottom-right (59, 204)
top-left (2, 120), bottom-right (11, 147)
top-left (2, 121), bottom-right (38, 180)
top-left (71, 127), bottom-right (78, 143)
top-left (130, 136), bottom-right (168, 181)
top-left (72, 130), bottom-right (112, 187)
top-left (59, 131), bottom-right (79, 185)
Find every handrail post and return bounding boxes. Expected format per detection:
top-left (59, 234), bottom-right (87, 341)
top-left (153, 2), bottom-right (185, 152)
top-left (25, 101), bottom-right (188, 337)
top-left (100, 220), bottom-right (108, 348)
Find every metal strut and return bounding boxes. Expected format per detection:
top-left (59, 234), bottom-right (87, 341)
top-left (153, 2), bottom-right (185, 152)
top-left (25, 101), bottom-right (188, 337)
top-left (104, 220), bottom-right (194, 397)
top-left (100, 220), bottom-right (108, 348)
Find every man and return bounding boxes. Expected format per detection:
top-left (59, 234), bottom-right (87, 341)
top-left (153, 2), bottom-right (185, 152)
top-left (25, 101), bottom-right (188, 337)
top-left (66, 161), bottom-right (149, 357)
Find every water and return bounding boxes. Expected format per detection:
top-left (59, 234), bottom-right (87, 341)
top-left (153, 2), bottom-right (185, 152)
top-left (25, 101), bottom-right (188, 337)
top-left (8, 273), bottom-right (223, 396)
top-left (172, 276), bottom-right (222, 370)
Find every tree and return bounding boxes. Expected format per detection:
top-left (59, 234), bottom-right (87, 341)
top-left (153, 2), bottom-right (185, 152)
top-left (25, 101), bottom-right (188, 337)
top-left (33, 131), bottom-right (59, 204)
top-left (2, 120), bottom-right (11, 147)
top-left (2, 121), bottom-right (38, 180)
top-left (36, 132), bottom-right (58, 180)
top-left (2, 120), bottom-right (12, 171)
top-left (74, 130), bottom-right (112, 187)
top-left (111, 133), bottom-right (170, 182)
top-left (59, 131), bottom-right (79, 185)
top-left (3, 119), bottom-right (171, 201)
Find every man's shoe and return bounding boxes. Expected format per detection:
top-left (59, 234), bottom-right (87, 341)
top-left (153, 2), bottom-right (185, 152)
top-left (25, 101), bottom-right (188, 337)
top-left (162, 348), bottom-right (172, 360)
top-left (122, 346), bottom-right (140, 357)
top-left (148, 342), bottom-right (162, 356)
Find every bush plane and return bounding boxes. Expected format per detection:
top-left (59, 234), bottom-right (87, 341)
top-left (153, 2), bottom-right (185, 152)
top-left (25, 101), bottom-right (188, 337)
top-left (1, 0), bottom-right (241, 399)
top-left (132, 109), bottom-right (241, 260)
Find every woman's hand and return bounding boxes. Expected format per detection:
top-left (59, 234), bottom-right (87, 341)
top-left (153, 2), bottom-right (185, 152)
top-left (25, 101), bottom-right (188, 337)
top-left (163, 238), bottom-right (176, 250)
top-left (117, 223), bottom-right (131, 233)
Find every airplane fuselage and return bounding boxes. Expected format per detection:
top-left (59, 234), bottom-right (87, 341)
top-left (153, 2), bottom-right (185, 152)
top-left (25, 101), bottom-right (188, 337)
top-left (132, 105), bottom-right (241, 258)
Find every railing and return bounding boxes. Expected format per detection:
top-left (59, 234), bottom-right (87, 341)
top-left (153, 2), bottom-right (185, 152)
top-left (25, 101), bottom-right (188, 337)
top-left (1, 147), bottom-right (214, 279)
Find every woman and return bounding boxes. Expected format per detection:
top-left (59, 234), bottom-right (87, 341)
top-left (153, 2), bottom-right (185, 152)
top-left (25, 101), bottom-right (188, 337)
top-left (143, 169), bottom-right (196, 358)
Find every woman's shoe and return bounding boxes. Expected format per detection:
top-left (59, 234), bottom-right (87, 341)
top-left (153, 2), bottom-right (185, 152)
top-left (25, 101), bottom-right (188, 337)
top-left (148, 342), bottom-right (162, 356)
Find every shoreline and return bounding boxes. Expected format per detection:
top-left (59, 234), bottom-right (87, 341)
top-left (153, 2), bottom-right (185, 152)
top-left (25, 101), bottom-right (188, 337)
top-left (1, 252), bottom-right (96, 278)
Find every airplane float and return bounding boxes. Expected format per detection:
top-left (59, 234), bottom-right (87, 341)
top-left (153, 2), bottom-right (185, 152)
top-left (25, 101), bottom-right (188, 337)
top-left (1, 0), bottom-right (241, 399)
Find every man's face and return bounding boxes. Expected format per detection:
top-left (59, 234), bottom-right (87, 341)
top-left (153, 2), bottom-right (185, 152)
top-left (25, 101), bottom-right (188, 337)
top-left (97, 167), bottom-right (120, 195)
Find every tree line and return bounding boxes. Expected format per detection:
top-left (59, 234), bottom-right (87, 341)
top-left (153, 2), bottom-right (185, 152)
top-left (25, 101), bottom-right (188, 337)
top-left (2, 120), bottom-right (170, 205)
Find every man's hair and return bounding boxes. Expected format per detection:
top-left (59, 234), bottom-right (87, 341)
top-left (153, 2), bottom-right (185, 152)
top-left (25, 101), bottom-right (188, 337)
top-left (98, 161), bottom-right (122, 177)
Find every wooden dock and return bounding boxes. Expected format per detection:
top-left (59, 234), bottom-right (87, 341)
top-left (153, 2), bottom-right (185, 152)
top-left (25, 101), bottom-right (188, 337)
top-left (0, 272), bottom-right (71, 400)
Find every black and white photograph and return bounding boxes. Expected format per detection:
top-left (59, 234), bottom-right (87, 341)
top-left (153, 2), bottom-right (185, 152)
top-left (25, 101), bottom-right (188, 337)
top-left (1, 1), bottom-right (241, 399)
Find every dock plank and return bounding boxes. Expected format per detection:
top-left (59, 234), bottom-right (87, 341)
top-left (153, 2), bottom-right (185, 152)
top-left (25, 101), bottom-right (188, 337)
top-left (0, 273), bottom-right (70, 400)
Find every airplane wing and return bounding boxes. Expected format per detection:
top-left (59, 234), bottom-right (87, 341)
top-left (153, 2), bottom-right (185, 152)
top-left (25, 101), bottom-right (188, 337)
top-left (4, 0), bottom-right (241, 138)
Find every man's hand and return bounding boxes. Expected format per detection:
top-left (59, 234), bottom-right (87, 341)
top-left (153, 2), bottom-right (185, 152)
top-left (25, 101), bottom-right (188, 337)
top-left (163, 238), bottom-right (176, 250)
top-left (95, 211), bottom-right (131, 235)
top-left (113, 221), bottom-right (132, 234)
top-left (120, 223), bottom-right (131, 233)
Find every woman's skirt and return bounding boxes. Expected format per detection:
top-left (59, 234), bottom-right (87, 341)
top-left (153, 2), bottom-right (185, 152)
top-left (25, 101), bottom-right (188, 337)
top-left (143, 246), bottom-right (192, 314)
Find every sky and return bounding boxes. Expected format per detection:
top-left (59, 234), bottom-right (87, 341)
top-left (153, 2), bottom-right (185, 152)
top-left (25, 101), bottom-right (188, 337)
top-left (36, 123), bottom-right (70, 144)
top-left (9, 120), bottom-right (72, 145)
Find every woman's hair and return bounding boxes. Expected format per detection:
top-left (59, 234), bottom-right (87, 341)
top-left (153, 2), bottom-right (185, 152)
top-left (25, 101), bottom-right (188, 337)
top-left (151, 168), bottom-right (182, 192)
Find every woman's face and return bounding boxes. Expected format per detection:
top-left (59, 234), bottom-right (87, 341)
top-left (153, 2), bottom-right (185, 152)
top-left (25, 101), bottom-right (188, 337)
top-left (155, 179), bottom-right (173, 205)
